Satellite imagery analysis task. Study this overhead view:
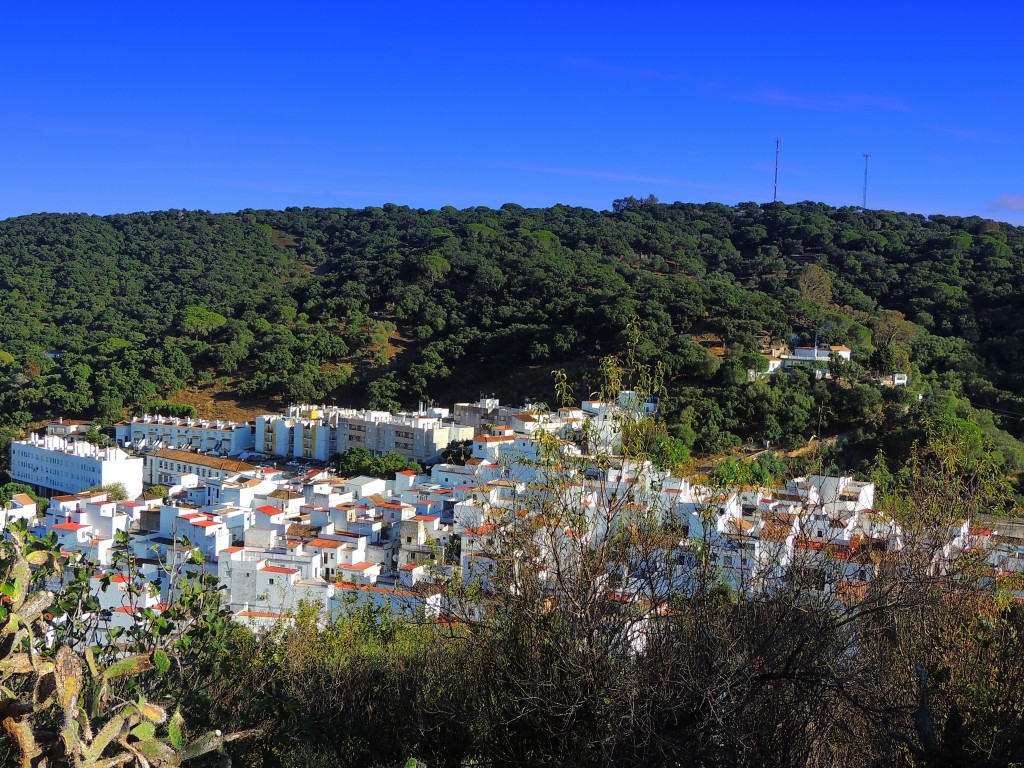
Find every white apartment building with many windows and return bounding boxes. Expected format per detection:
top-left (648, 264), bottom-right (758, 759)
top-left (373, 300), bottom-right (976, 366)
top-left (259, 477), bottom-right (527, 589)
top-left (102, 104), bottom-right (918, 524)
top-left (10, 434), bottom-right (144, 499)
top-left (114, 414), bottom-right (255, 456)
top-left (144, 448), bottom-right (260, 486)
top-left (256, 404), bottom-right (473, 464)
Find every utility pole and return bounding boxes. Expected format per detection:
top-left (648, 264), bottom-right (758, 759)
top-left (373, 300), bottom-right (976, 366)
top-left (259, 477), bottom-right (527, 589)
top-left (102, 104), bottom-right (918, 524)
top-left (773, 138), bottom-right (782, 202)
top-left (862, 152), bottom-right (871, 209)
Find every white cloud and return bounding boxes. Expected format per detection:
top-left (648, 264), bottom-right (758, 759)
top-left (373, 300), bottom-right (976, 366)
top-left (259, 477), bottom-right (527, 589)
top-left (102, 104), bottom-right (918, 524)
top-left (739, 89), bottom-right (910, 113)
top-left (988, 195), bottom-right (1024, 212)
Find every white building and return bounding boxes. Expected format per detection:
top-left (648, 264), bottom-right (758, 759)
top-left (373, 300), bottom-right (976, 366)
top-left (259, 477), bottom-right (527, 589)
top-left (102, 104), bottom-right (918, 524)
top-left (453, 397), bottom-right (517, 432)
top-left (45, 418), bottom-right (94, 440)
top-left (144, 449), bottom-right (259, 486)
top-left (218, 547), bottom-right (332, 615)
top-left (115, 414), bottom-right (255, 456)
top-left (778, 345), bottom-right (853, 372)
top-left (2, 493), bottom-right (39, 529)
top-left (256, 404), bottom-right (474, 464)
top-left (11, 434), bottom-right (144, 499)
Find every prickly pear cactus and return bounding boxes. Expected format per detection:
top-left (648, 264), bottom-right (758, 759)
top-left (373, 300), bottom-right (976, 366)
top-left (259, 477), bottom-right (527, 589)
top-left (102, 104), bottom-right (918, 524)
top-left (0, 523), bottom-right (256, 767)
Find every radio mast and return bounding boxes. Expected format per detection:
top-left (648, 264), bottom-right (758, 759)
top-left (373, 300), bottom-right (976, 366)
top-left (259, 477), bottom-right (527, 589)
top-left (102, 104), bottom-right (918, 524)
top-left (773, 138), bottom-right (782, 202)
top-left (862, 152), bottom-right (872, 208)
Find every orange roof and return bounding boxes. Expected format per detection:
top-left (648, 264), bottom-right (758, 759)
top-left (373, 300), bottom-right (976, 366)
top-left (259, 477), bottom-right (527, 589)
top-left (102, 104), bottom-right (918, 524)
top-left (342, 561), bottom-right (376, 571)
top-left (728, 518), bottom-right (756, 534)
top-left (256, 505), bottom-right (281, 516)
top-left (760, 520), bottom-right (792, 542)
top-left (794, 539), bottom-right (827, 551)
top-left (397, 470), bottom-right (418, 476)
top-left (268, 489), bottom-right (303, 500)
top-left (835, 580), bottom-right (870, 603)
top-left (93, 573), bottom-right (130, 583)
top-left (222, 546), bottom-right (244, 554)
top-left (53, 522), bottom-right (88, 531)
top-left (147, 448), bottom-right (258, 473)
top-left (261, 565), bottom-right (298, 575)
top-left (307, 538), bottom-right (343, 549)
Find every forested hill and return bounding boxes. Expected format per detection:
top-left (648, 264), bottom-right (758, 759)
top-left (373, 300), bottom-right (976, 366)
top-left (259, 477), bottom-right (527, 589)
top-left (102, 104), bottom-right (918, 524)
top-left (3, 200), bottom-right (1024, 478)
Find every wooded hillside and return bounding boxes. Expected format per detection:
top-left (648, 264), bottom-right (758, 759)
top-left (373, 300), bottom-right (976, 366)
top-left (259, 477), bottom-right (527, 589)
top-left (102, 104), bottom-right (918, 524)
top-left (2, 200), bottom-right (1024, 481)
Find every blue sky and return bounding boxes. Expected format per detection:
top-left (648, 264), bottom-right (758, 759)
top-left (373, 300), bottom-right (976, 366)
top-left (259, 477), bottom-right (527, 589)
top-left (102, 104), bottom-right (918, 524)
top-left (3, 2), bottom-right (1023, 222)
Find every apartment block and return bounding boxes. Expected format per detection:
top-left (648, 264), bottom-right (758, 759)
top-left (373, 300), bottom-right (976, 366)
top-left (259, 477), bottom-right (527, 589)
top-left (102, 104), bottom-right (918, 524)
top-left (144, 448), bottom-right (259, 486)
top-left (256, 404), bottom-right (474, 464)
top-left (11, 434), bottom-right (144, 499)
top-left (115, 414), bottom-right (255, 456)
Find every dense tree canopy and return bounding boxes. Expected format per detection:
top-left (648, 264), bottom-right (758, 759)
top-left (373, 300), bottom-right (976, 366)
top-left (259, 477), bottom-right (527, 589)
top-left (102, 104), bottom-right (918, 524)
top-left (3, 201), bottom-right (1024, 484)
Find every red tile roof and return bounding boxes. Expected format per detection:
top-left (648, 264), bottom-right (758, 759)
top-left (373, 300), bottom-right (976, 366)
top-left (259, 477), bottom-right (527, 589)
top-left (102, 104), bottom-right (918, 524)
top-left (53, 522), bottom-right (88, 531)
top-left (260, 565), bottom-right (298, 575)
top-left (148, 448), bottom-right (258, 472)
top-left (307, 538), bottom-right (343, 549)
top-left (92, 573), bottom-right (130, 583)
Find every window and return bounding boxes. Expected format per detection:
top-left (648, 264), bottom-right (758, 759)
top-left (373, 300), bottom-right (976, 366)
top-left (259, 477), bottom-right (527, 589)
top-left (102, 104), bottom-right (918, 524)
top-left (268, 578), bottom-right (275, 585)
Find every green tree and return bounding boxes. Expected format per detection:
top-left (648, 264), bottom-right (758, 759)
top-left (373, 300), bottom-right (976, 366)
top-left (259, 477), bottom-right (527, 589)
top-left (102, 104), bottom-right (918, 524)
top-left (83, 482), bottom-right (130, 501)
top-left (180, 306), bottom-right (228, 338)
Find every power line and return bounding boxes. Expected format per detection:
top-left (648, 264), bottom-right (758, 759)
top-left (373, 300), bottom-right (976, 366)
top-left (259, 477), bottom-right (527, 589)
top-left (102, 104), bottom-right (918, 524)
top-left (968, 403), bottom-right (1024, 421)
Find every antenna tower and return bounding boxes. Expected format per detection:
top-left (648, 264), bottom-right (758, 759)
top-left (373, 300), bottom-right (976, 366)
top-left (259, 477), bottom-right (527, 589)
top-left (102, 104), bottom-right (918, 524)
top-left (862, 152), bottom-right (872, 208)
top-left (773, 138), bottom-right (782, 202)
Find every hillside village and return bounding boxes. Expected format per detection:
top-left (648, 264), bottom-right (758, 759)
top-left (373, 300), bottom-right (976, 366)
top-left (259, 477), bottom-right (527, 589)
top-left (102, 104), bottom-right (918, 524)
top-left (4, 375), bottom-right (1018, 639)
